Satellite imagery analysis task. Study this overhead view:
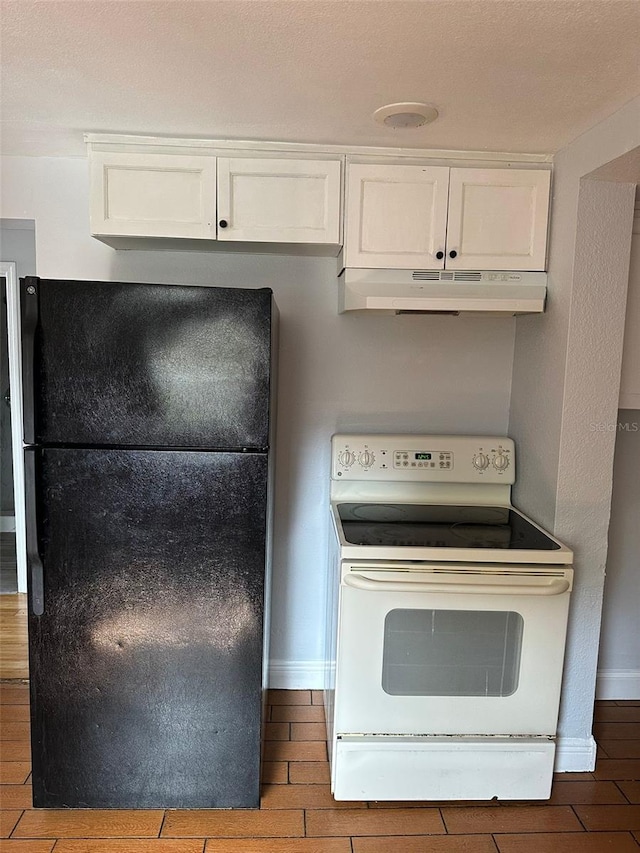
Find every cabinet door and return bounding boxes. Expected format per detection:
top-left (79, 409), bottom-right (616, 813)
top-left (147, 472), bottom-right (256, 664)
top-left (89, 152), bottom-right (216, 239)
top-left (216, 158), bottom-right (341, 244)
top-left (446, 168), bottom-right (550, 271)
top-left (344, 164), bottom-right (450, 269)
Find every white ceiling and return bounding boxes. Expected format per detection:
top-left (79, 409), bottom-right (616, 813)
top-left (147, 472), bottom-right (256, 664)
top-left (1, 0), bottom-right (639, 158)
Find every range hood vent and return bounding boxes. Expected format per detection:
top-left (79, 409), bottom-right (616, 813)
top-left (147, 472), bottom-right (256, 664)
top-left (411, 270), bottom-right (441, 281)
top-left (339, 269), bottom-right (547, 316)
top-left (450, 272), bottom-right (483, 282)
top-left (411, 270), bottom-right (484, 282)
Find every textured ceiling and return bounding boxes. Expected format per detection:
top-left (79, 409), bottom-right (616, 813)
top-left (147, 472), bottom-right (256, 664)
top-left (1, 0), bottom-right (639, 157)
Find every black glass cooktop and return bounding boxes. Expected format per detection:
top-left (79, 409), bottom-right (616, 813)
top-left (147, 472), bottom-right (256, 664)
top-left (337, 504), bottom-right (561, 550)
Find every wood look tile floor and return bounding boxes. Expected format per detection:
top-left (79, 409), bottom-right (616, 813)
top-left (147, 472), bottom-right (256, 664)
top-left (0, 594), bottom-right (28, 682)
top-left (1, 594), bottom-right (640, 852)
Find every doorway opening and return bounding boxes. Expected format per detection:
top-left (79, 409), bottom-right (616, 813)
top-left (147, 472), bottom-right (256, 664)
top-left (1, 219), bottom-right (36, 594)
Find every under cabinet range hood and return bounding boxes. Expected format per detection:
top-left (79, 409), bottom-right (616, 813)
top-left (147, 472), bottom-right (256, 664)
top-left (338, 269), bottom-right (547, 316)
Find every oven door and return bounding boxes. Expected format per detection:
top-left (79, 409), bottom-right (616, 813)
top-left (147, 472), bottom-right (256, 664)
top-left (334, 563), bottom-right (573, 737)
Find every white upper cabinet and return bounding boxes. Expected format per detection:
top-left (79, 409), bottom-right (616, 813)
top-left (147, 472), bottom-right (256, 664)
top-left (344, 163), bottom-right (550, 271)
top-left (217, 158), bottom-right (341, 245)
top-left (446, 168), bottom-right (551, 270)
top-left (86, 135), bottom-right (551, 266)
top-left (89, 151), bottom-right (217, 239)
top-left (344, 164), bottom-right (450, 269)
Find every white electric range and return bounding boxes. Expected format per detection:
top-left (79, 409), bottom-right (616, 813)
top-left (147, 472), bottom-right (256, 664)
top-left (324, 434), bottom-right (573, 802)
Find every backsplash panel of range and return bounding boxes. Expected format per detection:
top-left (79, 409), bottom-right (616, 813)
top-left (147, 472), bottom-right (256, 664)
top-left (324, 434), bottom-right (573, 802)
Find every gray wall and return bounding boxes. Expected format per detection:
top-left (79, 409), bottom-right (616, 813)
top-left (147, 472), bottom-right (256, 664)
top-left (598, 411), bottom-right (640, 676)
top-left (598, 215), bottom-right (640, 689)
top-left (509, 97), bottom-right (640, 766)
top-left (0, 155), bottom-right (516, 682)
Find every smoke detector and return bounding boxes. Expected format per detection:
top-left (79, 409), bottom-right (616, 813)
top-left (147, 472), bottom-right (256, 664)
top-left (373, 102), bottom-right (439, 129)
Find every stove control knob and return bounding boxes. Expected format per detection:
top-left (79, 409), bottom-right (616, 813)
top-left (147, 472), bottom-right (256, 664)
top-left (338, 450), bottom-right (355, 468)
top-left (493, 452), bottom-right (510, 471)
top-left (359, 450), bottom-right (375, 468)
top-left (472, 453), bottom-right (489, 471)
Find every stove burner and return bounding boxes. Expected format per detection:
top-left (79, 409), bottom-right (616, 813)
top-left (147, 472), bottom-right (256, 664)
top-left (342, 522), bottom-right (511, 548)
top-left (345, 523), bottom-right (420, 545)
top-left (351, 504), bottom-right (408, 522)
top-left (450, 523), bottom-right (512, 547)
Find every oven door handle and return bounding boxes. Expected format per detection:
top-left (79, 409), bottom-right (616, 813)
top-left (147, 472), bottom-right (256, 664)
top-left (343, 573), bottom-right (570, 596)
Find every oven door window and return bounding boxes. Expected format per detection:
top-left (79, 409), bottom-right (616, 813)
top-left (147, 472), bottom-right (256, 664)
top-left (382, 608), bottom-right (524, 697)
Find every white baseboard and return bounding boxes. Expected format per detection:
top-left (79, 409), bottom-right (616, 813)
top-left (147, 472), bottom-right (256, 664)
top-left (555, 736), bottom-right (597, 773)
top-left (596, 668), bottom-right (640, 700)
top-left (268, 660), bottom-right (327, 690)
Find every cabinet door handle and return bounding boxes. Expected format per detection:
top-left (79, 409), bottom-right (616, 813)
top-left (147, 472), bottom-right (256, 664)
top-left (219, 220), bottom-right (228, 228)
top-left (449, 250), bottom-right (458, 259)
top-left (435, 251), bottom-right (444, 260)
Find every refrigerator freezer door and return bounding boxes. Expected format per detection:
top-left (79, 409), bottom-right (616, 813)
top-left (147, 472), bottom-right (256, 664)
top-left (22, 278), bottom-right (274, 448)
top-left (27, 447), bottom-right (268, 808)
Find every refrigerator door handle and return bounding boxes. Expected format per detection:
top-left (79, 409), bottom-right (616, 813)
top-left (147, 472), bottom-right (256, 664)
top-left (24, 450), bottom-right (44, 616)
top-left (21, 276), bottom-right (40, 446)
top-left (30, 557), bottom-right (44, 617)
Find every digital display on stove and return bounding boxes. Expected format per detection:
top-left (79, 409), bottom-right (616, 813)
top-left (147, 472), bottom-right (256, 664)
top-left (337, 504), bottom-right (562, 550)
top-left (415, 453), bottom-right (432, 460)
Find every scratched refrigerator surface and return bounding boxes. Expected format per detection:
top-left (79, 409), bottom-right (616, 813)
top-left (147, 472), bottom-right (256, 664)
top-left (21, 277), bottom-right (277, 808)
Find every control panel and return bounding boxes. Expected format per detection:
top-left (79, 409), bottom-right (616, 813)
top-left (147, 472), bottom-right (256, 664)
top-left (394, 449), bottom-right (453, 470)
top-left (332, 434), bottom-right (515, 484)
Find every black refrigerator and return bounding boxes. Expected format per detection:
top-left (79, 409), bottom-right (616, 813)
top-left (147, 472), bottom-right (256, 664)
top-left (20, 276), bottom-right (278, 809)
